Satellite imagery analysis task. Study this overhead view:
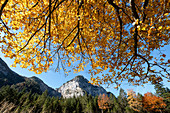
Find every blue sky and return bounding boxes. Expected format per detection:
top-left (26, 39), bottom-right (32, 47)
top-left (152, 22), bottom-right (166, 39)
top-left (1, 45), bottom-right (169, 97)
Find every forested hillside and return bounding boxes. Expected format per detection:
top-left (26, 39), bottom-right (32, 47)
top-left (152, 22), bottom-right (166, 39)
top-left (0, 83), bottom-right (169, 113)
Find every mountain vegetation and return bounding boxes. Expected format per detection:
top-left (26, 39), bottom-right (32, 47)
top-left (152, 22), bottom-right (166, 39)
top-left (0, 84), bottom-right (169, 113)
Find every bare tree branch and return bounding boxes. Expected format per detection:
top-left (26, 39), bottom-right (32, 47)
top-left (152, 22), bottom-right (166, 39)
top-left (0, 0), bottom-right (9, 18)
top-left (31, 0), bottom-right (40, 8)
top-left (137, 54), bottom-right (151, 75)
top-left (107, 0), bottom-right (123, 64)
top-left (134, 27), bottom-right (138, 56)
top-left (118, 55), bottom-right (134, 77)
top-left (56, 25), bottom-right (77, 52)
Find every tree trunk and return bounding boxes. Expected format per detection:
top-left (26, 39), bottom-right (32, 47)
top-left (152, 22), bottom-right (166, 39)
top-left (159, 109), bottom-right (162, 113)
top-left (101, 109), bottom-right (103, 113)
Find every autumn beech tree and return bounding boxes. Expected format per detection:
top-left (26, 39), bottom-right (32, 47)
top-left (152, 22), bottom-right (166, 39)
top-left (0, 0), bottom-right (170, 86)
top-left (98, 94), bottom-right (111, 113)
top-left (142, 92), bottom-right (166, 113)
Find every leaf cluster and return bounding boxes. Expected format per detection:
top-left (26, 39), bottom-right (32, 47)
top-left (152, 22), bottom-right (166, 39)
top-left (0, 0), bottom-right (170, 87)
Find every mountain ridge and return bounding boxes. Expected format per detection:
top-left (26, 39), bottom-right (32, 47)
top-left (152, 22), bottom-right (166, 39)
top-left (0, 58), bottom-right (60, 96)
top-left (0, 58), bottom-right (109, 98)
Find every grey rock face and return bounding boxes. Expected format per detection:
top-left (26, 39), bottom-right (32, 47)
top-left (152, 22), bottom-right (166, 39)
top-left (57, 75), bottom-right (107, 98)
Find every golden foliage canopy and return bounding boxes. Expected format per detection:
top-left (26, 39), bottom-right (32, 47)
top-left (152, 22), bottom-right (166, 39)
top-left (0, 0), bottom-right (170, 86)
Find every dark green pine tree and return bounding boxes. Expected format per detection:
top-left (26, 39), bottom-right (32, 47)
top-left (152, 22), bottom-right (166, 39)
top-left (125, 106), bottom-right (136, 113)
top-left (38, 90), bottom-right (48, 105)
top-left (85, 101), bottom-right (93, 113)
top-left (112, 95), bottom-right (121, 113)
top-left (108, 93), bottom-right (115, 109)
top-left (88, 94), bottom-right (95, 113)
top-left (33, 90), bottom-right (48, 112)
top-left (0, 85), bottom-right (18, 103)
top-left (117, 88), bottom-right (128, 113)
top-left (70, 96), bottom-right (77, 113)
top-left (93, 95), bottom-right (100, 113)
top-left (76, 100), bottom-right (82, 113)
top-left (80, 92), bottom-right (89, 112)
top-left (154, 83), bottom-right (170, 113)
top-left (109, 93), bottom-right (119, 113)
top-left (42, 97), bottom-right (52, 113)
top-left (51, 96), bottom-right (62, 113)
top-left (21, 93), bottom-right (36, 110)
top-left (22, 91), bottom-right (32, 106)
top-left (61, 97), bottom-right (75, 113)
top-left (155, 83), bottom-right (167, 97)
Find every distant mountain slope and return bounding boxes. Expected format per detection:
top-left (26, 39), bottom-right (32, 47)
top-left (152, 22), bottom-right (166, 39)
top-left (0, 58), bottom-right (109, 98)
top-left (0, 58), bottom-right (60, 97)
top-left (0, 58), bottom-right (25, 87)
top-left (30, 76), bottom-right (61, 97)
top-left (57, 75), bottom-right (107, 98)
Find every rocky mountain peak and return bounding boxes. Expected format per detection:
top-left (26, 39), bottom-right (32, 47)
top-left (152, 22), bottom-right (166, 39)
top-left (57, 75), bottom-right (107, 98)
top-left (73, 75), bottom-right (88, 82)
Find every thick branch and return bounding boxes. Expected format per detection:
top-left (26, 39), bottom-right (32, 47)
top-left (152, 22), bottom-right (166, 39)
top-left (107, 0), bottom-right (123, 63)
top-left (77, 0), bottom-right (85, 57)
top-left (48, 0), bottom-right (52, 50)
top-left (65, 32), bottom-right (78, 48)
top-left (142, 0), bottom-right (149, 23)
top-left (137, 54), bottom-right (151, 75)
top-left (0, 18), bottom-right (9, 32)
top-left (131, 0), bottom-right (139, 19)
top-left (56, 25), bottom-right (77, 52)
top-left (0, 0), bottom-right (9, 31)
top-left (31, 0), bottom-right (40, 8)
top-left (152, 63), bottom-right (170, 76)
top-left (18, 20), bottom-right (47, 52)
top-left (0, 0), bottom-right (9, 18)
top-left (107, 0), bottom-right (120, 10)
top-left (134, 27), bottom-right (138, 56)
top-left (118, 55), bottom-right (134, 77)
